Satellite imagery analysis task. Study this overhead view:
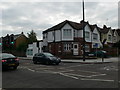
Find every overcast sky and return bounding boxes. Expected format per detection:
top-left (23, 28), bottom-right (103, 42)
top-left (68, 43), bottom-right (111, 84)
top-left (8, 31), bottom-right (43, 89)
top-left (0, 1), bottom-right (118, 40)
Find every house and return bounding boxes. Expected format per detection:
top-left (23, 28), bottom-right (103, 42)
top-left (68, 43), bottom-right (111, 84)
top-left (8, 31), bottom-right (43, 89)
top-left (26, 40), bottom-right (43, 57)
top-left (13, 32), bottom-right (28, 48)
top-left (42, 20), bottom-right (102, 57)
top-left (112, 29), bottom-right (118, 43)
top-left (99, 25), bottom-right (113, 47)
top-left (2, 32), bottom-right (28, 50)
top-left (90, 24), bottom-right (102, 49)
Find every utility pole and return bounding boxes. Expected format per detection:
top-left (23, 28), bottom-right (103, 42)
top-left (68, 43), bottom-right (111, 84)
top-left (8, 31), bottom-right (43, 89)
top-left (54, 29), bottom-right (55, 55)
top-left (83, 0), bottom-right (85, 61)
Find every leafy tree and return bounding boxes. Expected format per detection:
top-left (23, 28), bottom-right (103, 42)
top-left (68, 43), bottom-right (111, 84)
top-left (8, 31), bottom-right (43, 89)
top-left (27, 30), bottom-right (37, 44)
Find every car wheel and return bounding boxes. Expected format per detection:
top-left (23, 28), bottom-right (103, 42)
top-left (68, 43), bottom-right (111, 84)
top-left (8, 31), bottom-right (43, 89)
top-left (33, 61), bottom-right (37, 64)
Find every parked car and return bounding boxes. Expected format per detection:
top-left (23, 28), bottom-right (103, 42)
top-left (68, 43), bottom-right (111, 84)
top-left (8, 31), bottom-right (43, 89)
top-left (88, 50), bottom-right (108, 58)
top-left (33, 52), bottom-right (61, 65)
top-left (1, 53), bottom-right (19, 70)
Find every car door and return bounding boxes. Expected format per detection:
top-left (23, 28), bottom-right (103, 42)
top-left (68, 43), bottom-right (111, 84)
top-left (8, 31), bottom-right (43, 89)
top-left (37, 53), bottom-right (44, 63)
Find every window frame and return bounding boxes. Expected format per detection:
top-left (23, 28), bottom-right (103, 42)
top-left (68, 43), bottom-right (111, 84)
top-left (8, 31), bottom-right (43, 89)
top-left (93, 33), bottom-right (98, 41)
top-left (63, 29), bottom-right (72, 38)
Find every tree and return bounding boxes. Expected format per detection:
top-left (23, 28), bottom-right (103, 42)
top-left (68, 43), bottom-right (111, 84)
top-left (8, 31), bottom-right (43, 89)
top-left (27, 30), bottom-right (37, 44)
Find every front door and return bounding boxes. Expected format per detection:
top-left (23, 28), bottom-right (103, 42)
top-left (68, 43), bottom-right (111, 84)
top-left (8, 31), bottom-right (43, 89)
top-left (73, 44), bottom-right (79, 55)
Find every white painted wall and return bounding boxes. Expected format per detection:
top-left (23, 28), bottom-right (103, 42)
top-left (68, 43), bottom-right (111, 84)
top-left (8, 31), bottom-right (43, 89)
top-left (55, 30), bottom-right (61, 41)
top-left (26, 42), bottom-right (43, 57)
top-left (113, 31), bottom-right (117, 43)
top-left (78, 30), bottom-right (83, 37)
top-left (80, 25), bottom-right (92, 42)
top-left (107, 30), bottom-right (113, 43)
top-left (92, 28), bottom-right (102, 48)
top-left (48, 31), bottom-right (54, 42)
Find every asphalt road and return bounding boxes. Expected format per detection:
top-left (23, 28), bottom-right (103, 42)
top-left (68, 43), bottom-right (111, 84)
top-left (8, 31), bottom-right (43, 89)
top-left (2, 58), bottom-right (119, 89)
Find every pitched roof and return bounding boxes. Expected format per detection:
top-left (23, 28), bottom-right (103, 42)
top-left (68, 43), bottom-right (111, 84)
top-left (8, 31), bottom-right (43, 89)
top-left (116, 29), bottom-right (120, 36)
top-left (3, 32), bottom-right (27, 40)
top-left (99, 25), bottom-right (111, 34)
top-left (43, 20), bottom-right (88, 33)
top-left (89, 24), bottom-right (99, 32)
top-left (111, 29), bottom-right (116, 36)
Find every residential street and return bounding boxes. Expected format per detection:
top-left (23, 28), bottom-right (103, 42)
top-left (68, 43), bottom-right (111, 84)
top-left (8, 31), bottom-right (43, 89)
top-left (2, 57), bottom-right (119, 89)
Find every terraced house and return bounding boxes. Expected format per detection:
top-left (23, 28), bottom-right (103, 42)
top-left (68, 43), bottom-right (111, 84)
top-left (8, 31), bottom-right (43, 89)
top-left (99, 25), bottom-right (114, 47)
top-left (42, 20), bottom-right (102, 57)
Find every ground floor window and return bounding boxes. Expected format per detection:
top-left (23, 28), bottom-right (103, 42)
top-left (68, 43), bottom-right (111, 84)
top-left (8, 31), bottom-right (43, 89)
top-left (93, 43), bottom-right (99, 48)
top-left (26, 49), bottom-right (33, 55)
top-left (64, 43), bottom-right (71, 51)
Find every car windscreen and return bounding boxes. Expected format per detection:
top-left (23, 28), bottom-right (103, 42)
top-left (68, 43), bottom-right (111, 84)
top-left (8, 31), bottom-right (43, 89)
top-left (2, 54), bottom-right (15, 59)
top-left (44, 53), bottom-right (54, 57)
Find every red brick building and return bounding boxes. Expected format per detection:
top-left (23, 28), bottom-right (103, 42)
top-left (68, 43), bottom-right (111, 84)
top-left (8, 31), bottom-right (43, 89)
top-left (42, 20), bottom-right (102, 57)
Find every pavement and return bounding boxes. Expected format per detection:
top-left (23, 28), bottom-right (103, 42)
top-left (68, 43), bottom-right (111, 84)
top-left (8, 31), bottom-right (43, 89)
top-left (18, 57), bottom-right (119, 64)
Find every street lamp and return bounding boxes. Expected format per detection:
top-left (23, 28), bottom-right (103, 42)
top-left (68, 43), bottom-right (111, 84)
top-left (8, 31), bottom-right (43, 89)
top-left (82, 0), bottom-right (85, 61)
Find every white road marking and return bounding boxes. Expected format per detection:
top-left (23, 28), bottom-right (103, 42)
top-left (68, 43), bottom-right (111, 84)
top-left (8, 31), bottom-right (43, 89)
top-left (88, 74), bottom-right (106, 77)
top-left (81, 78), bottom-right (114, 82)
top-left (27, 68), bottom-right (35, 72)
top-left (63, 73), bottom-right (106, 78)
top-left (59, 73), bottom-right (79, 80)
top-left (19, 66), bottom-right (35, 72)
top-left (60, 64), bottom-right (93, 69)
top-left (78, 70), bottom-right (101, 74)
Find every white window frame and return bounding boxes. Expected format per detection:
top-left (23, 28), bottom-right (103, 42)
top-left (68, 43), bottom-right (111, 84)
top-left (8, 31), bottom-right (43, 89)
top-left (64, 43), bottom-right (71, 51)
top-left (85, 31), bottom-right (90, 39)
top-left (108, 34), bottom-right (112, 41)
top-left (93, 33), bottom-right (98, 41)
top-left (63, 29), bottom-right (72, 38)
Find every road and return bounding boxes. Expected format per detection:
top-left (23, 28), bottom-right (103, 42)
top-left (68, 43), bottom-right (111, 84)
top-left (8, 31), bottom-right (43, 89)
top-left (2, 58), bottom-right (119, 89)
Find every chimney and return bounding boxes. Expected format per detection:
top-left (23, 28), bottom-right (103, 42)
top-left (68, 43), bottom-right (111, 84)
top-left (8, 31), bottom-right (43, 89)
top-left (21, 32), bottom-right (24, 34)
top-left (103, 25), bottom-right (107, 29)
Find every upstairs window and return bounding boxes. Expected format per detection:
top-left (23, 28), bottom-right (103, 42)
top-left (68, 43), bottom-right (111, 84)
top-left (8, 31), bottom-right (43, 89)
top-left (85, 31), bottom-right (90, 39)
top-left (63, 29), bottom-right (72, 38)
top-left (108, 35), bottom-right (112, 41)
top-left (93, 33), bottom-right (98, 40)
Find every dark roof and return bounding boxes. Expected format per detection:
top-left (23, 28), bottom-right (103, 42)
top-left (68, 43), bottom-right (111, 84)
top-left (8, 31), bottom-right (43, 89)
top-left (99, 25), bottom-right (111, 34)
top-left (43, 20), bottom-right (88, 33)
top-left (111, 29), bottom-right (116, 35)
top-left (3, 32), bottom-right (27, 40)
top-left (116, 29), bottom-right (120, 36)
top-left (89, 24), bottom-right (98, 32)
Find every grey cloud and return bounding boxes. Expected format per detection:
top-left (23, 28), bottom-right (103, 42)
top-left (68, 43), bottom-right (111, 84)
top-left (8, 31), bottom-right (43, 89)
top-left (1, 2), bottom-right (118, 39)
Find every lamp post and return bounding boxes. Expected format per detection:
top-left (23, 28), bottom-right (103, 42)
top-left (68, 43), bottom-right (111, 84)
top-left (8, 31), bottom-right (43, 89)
top-left (54, 29), bottom-right (55, 55)
top-left (82, 0), bottom-right (85, 61)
